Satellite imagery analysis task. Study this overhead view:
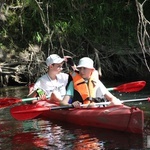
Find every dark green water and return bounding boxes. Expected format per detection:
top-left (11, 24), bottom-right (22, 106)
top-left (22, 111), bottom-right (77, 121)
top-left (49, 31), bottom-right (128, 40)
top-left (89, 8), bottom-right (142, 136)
top-left (0, 82), bottom-right (150, 150)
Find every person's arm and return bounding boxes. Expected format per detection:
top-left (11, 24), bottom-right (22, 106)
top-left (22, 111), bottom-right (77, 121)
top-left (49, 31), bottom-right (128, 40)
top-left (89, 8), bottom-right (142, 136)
top-left (27, 81), bottom-right (47, 103)
top-left (64, 56), bottom-right (78, 71)
top-left (60, 95), bottom-right (71, 105)
top-left (96, 80), bottom-right (122, 105)
top-left (61, 81), bottom-right (74, 105)
top-left (28, 88), bottom-right (47, 103)
top-left (50, 81), bottom-right (74, 106)
top-left (104, 91), bottom-right (122, 105)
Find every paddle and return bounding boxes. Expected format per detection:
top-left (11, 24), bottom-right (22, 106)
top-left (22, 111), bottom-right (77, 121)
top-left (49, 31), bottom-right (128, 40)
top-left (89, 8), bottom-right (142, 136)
top-left (107, 81), bottom-right (146, 92)
top-left (10, 104), bottom-right (69, 121)
top-left (10, 97), bottom-right (150, 121)
top-left (0, 80), bottom-right (146, 109)
top-left (0, 96), bottom-right (50, 109)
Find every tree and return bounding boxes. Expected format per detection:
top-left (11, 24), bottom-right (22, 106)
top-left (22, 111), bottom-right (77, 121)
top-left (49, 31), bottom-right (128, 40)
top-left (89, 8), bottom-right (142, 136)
top-left (136, 0), bottom-right (150, 72)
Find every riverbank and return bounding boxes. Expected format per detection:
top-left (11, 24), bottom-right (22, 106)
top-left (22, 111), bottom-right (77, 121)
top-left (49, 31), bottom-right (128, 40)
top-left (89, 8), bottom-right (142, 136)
top-left (0, 48), bottom-right (150, 87)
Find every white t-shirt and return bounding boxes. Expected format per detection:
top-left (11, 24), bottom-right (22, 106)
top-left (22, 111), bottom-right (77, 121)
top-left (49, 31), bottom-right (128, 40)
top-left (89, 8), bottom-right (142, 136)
top-left (95, 80), bottom-right (108, 99)
top-left (33, 73), bottom-right (69, 100)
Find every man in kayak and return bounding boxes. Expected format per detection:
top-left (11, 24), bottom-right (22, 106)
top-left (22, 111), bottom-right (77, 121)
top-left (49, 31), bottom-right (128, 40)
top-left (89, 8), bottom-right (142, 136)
top-left (28, 54), bottom-right (71, 105)
top-left (50, 57), bottom-right (122, 107)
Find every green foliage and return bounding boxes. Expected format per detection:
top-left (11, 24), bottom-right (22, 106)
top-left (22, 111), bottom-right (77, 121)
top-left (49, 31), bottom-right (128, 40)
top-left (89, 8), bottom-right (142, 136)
top-left (1, 1), bottom-right (138, 50)
top-left (0, 0), bottom-right (148, 79)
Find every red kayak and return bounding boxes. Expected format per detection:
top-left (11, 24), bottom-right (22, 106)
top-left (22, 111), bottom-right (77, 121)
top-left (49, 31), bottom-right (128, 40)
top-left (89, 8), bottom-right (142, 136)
top-left (39, 104), bottom-right (144, 134)
top-left (10, 103), bottom-right (144, 134)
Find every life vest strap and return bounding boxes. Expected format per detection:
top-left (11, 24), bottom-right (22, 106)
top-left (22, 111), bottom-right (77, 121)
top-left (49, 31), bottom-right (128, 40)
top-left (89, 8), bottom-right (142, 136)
top-left (85, 97), bottom-right (106, 103)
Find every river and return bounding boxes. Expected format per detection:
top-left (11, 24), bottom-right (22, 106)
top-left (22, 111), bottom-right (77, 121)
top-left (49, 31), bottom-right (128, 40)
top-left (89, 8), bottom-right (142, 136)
top-left (0, 81), bottom-right (150, 150)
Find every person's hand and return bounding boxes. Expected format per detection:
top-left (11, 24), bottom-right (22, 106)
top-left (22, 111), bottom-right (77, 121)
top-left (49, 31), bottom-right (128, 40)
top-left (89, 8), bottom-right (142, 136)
top-left (64, 56), bottom-right (75, 66)
top-left (36, 89), bottom-right (46, 100)
top-left (109, 99), bottom-right (122, 106)
top-left (87, 102), bottom-right (98, 108)
top-left (72, 101), bottom-right (82, 108)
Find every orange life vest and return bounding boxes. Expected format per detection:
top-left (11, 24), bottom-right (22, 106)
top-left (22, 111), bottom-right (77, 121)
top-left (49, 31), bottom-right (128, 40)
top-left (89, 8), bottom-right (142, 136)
top-left (70, 70), bottom-right (98, 104)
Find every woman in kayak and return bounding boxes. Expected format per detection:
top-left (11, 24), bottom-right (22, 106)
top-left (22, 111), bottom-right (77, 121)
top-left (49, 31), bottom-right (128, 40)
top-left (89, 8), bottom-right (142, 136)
top-left (50, 57), bottom-right (122, 107)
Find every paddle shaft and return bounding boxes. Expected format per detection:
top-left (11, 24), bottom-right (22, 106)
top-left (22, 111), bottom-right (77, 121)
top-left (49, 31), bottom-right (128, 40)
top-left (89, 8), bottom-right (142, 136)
top-left (21, 96), bottom-right (50, 102)
top-left (39, 97), bottom-right (150, 110)
top-left (92, 97), bottom-right (149, 106)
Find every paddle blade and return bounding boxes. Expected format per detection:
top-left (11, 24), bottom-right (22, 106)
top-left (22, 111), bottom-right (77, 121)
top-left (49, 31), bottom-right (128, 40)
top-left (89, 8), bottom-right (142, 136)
top-left (10, 104), bottom-right (49, 121)
top-left (0, 97), bottom-right (22, 109)
top-left (111, 81), bottom-right (146, 92)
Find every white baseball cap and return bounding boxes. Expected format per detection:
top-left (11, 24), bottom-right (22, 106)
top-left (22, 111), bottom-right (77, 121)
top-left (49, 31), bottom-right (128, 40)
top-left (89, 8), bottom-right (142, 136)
top-left (77, 57), bottom-right (95, 69)
top-left (46, 54), bottom-right (65, 66)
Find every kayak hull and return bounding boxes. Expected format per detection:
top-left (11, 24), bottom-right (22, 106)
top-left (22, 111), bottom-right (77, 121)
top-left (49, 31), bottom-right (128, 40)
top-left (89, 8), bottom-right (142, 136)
top-left (40, 105), bottom-right (144, 134)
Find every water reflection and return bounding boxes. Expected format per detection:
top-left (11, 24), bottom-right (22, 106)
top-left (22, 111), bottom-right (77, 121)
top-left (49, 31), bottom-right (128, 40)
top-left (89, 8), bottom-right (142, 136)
top-left (6, 118), bottom-right (143, 150)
